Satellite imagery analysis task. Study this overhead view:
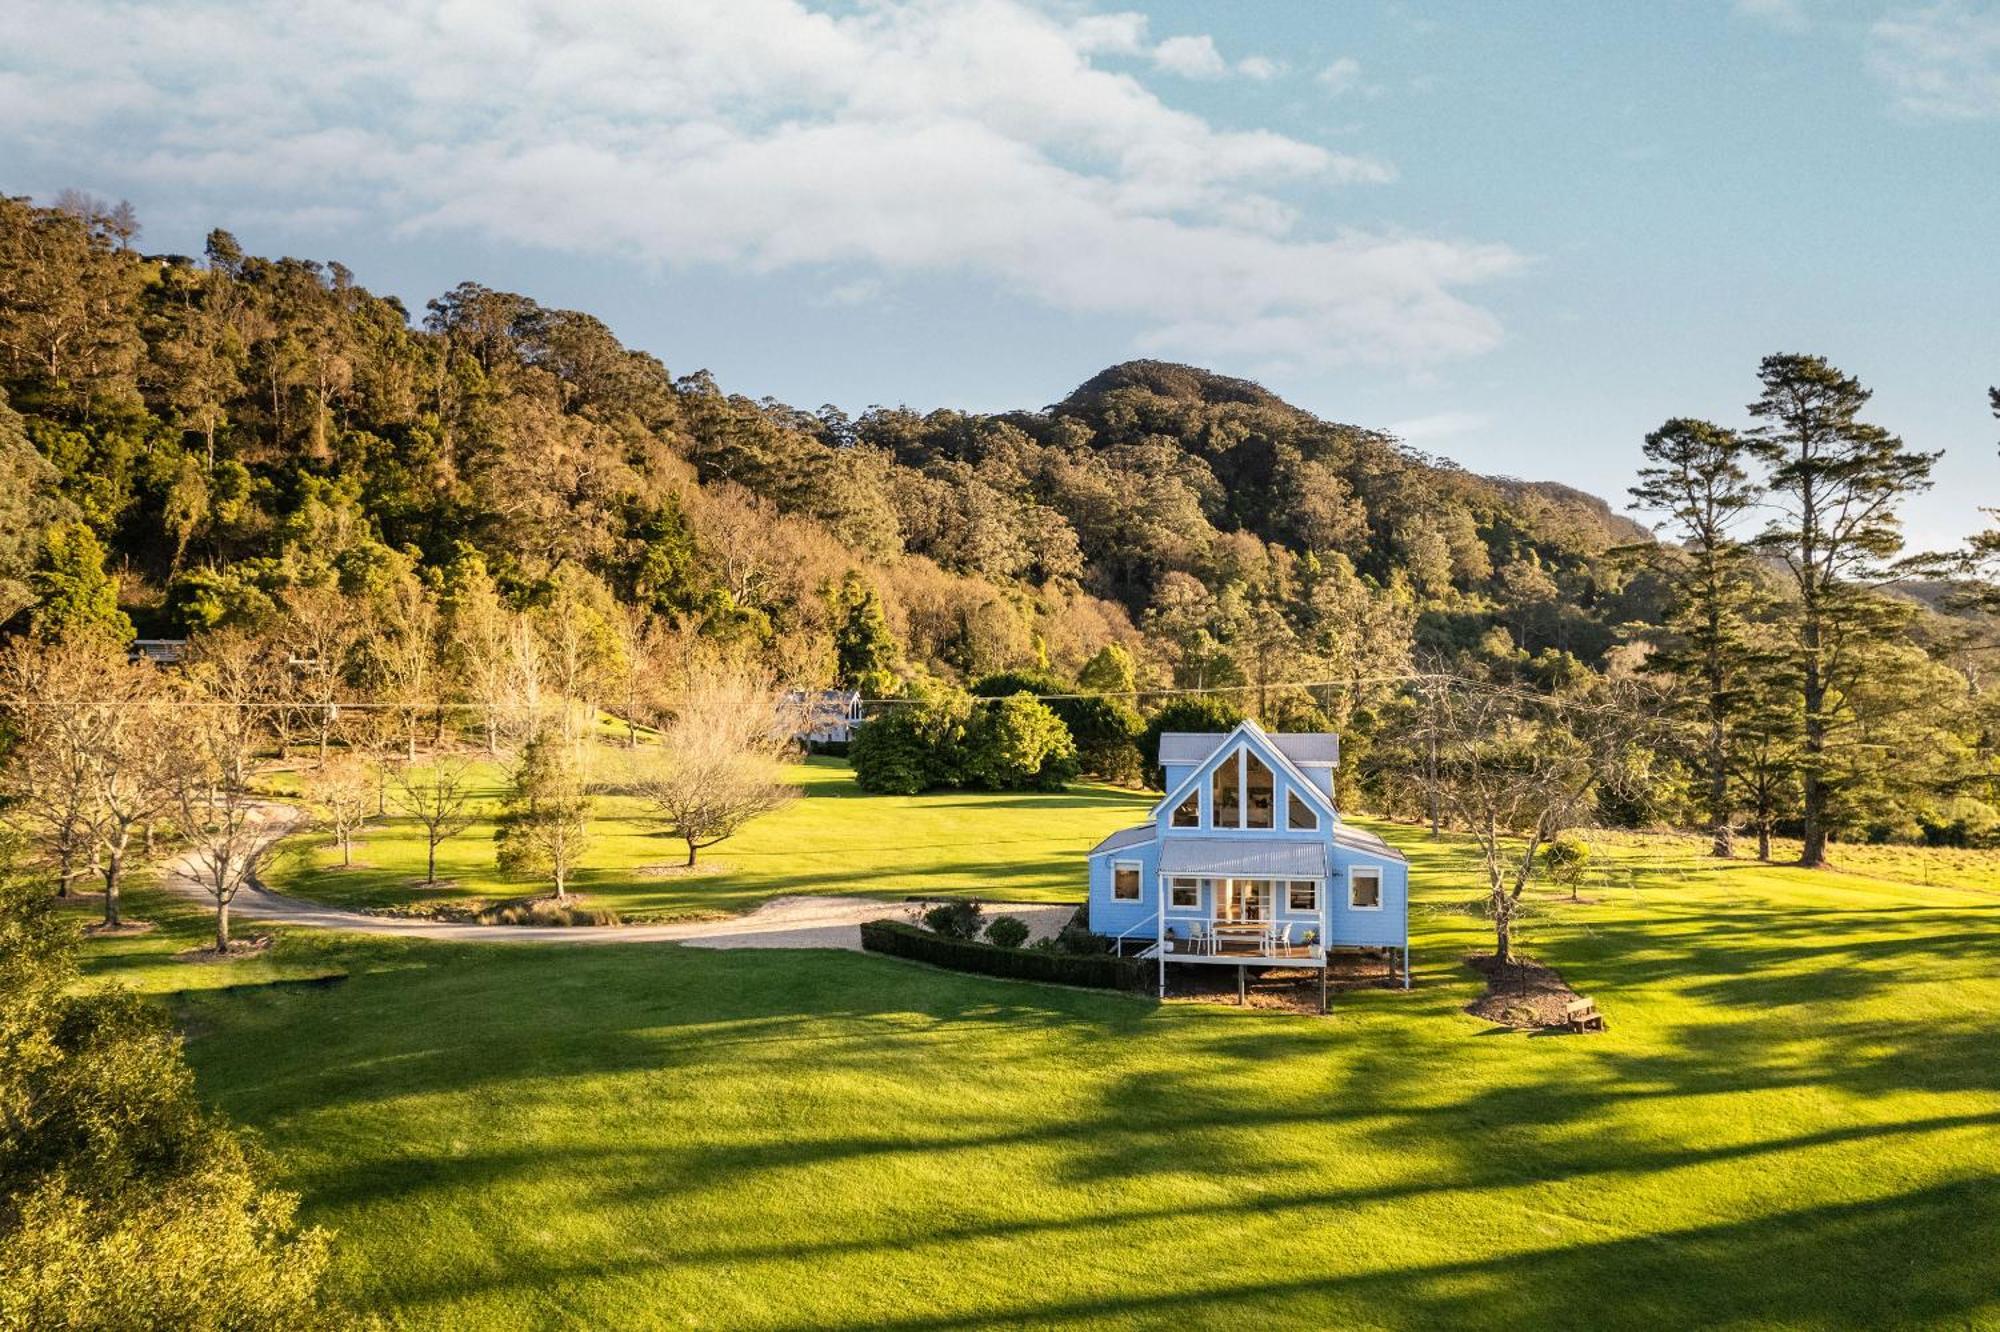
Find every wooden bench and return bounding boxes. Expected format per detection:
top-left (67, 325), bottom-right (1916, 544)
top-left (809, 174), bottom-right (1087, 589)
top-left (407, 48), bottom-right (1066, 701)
top-left (1565, 996), bottom-right (1606, 1033)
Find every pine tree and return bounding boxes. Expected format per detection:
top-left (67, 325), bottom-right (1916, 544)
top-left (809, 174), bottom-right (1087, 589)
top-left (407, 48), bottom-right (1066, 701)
top-left (1630, 418), bottom-right (1763, 856)
top-left (1747, 355), bottom-right (1938, 867)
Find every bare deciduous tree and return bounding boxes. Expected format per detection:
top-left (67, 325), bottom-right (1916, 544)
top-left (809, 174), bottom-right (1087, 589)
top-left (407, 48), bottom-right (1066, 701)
top-left (301, 751), bottom-right (372, 868)
top-left (1431, 678), bottom-right (1653, 963)
top-left (494, 727), bottom-right (591, 902)
top-left (167, 633), bottom-right (281, 951)
top-left (0, 635), bottom-right (106, 896)
top-left (631, 669), bottom-right (803, 868)
top-left (390, 755), bottom-right (477, 885)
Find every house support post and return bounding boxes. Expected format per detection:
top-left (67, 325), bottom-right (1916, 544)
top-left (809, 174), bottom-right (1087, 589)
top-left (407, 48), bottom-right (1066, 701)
top-left (1402, 945), bottom-right (1411, 990)
top-left (1319, 961), bottom-right (1328, 1015)
top-left (1237, 964), bottom-right (1246, 1006)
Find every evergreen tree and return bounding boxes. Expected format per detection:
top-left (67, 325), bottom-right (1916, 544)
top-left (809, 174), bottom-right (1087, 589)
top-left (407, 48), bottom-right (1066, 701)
top-left (1630, 417), bottom-right (1764, 856)
top-left (27, 520), bottom-right (132, 644)
top-left (1746, 354), bottom-right (1939, 866)
top-left (828, 571), bottom-right (898, 692)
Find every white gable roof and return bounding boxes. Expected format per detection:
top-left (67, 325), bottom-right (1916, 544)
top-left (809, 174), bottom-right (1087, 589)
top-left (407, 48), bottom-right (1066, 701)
top-left (1159, 730), bottom-right (1339, 768)
top-left (1150, 720), bottom-right (1338, 824)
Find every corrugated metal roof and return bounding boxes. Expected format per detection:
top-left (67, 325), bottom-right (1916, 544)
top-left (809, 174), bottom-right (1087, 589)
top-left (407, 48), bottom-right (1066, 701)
top-left (1157, 730), bottom-right (1340, 767)
top-left (1333, 826), bottom-right (1408, 863)
top-left (1089, 825), bottom-right (1157, 856)
top-left (1160, 838), bottom-right (1329, 878)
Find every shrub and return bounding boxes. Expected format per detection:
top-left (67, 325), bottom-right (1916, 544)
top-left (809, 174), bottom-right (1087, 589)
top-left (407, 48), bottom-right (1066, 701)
top-left (1543, 835), bottom-right (1593, 899)
top-left (861, 920), bottom-right (1147, 992)
top-left (849, 687), bottom-right (970, 794)
top-left (984, 915), bottom-right (1030, 949)
top-left (922, 898), bottom-right (983, 939)
top-left (959, 692), bottom-right (1078, 791)
top-left (475, 898), bottom-right (621, 927)
top-left (970, 671), bottom-right (1140, 782)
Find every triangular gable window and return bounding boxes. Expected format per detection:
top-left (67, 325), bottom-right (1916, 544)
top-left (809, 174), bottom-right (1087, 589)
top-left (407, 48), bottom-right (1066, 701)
top-left (1211, 751), bottom-right (1241, 827)
top-left (1287, 790), bottom-right (1319, 831)
top-left (1171, 790), bottom-right (1199, 827)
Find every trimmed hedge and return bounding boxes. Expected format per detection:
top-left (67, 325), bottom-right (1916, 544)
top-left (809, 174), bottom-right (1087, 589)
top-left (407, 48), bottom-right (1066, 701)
top-left (859, 919), bottom-right (1149, 992)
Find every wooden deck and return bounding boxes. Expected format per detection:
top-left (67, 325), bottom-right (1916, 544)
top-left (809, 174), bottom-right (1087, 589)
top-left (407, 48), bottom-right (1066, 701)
top-left (1139, 939), bottom-right (1327, 967)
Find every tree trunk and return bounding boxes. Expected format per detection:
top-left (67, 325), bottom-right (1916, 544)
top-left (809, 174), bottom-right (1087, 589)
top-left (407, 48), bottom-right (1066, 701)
top-left (342, 832), bottom-right (353, 868)
top-left (1707, 716), bottom-right (1732, 858)
top-left (1493, 902), bottom-right (1512, 964)
top-left (101, 845), bottom-right (124, 927)
top-left (685, 838), bottom-right (699, 868)
top-left (426, 839), bottom-right (437, 885)
top-left (215, 898), bottom-right (230, 952)
top-left (1757, 820), bottom-right (1772, 862)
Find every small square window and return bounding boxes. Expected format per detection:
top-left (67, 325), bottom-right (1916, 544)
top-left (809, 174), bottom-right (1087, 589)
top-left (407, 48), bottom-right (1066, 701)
top-left (1287, 880), bottom-right (1317, 912)
top-left (1113, 864), bottom-right (1141, 901)
top-left (1170, 878), bottom-right (1200, 909)
top-left (1349, 869), bottom-right (1382, 910)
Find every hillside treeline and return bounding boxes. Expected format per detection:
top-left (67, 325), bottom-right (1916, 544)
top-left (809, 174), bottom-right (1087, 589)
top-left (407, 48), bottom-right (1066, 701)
top-left (1, 189), bottom-right (1995, 847)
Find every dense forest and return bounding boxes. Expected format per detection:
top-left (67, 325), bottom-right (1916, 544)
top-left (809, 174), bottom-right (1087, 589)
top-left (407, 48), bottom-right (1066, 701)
top-left (1, 189), bottom-right (1995, 846)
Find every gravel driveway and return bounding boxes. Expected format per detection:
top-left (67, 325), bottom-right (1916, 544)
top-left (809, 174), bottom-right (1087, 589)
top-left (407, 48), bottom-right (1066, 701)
top-left (158, 804), bottom-right (1078, 951)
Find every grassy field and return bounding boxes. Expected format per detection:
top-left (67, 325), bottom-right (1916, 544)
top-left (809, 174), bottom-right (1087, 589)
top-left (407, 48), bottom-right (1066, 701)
top-left (70, 773), bottom-right (2000, 1329)
top-left (266, 756), bottom-right (1153, 919)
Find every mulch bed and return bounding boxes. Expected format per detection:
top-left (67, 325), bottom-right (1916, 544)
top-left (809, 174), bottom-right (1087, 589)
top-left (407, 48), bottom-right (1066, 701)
top-left (1464, 953), bottom-right (1591, 1029)
top-left (1163, 950), bottom-right (1405, 1015)
top-left (82, 920), bottom-right (157, 938)
top-left (634, 862), bottom-right (725, 879)
top-left (173, 935), bottom-right (275, 963)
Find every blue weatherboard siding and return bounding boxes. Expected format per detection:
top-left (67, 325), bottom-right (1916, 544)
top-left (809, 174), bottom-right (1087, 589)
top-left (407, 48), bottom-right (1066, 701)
top-left (1086, 722), bottom-right (1407, 953)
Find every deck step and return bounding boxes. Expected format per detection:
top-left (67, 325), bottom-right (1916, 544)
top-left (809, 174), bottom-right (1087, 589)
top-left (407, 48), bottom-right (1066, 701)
top-left (1135, 944), bottom-right (1162, 960)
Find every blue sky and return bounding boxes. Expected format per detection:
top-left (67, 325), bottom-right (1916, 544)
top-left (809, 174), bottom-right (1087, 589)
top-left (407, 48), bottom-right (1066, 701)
top-left (2, 0), bottom-right (1995, 545)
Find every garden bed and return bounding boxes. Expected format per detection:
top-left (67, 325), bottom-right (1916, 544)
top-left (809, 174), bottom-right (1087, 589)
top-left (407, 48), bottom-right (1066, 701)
top-left (1464, 953), bottom-right (1589, 1029)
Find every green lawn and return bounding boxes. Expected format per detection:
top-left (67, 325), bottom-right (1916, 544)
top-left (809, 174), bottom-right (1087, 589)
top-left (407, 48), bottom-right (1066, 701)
top-left (267, 756), bottom-right (1153, 919)
top-left (70, 778), bottom-right (2000, 1330)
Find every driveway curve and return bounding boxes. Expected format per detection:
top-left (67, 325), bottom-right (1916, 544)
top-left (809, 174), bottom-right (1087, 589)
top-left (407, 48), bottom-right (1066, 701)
top-left (158, 804), bottom-right (1078, 951)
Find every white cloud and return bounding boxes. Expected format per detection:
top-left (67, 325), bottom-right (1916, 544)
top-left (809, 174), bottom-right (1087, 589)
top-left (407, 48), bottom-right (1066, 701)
top-left (1869, 2), bottom-right (2000, 119)
top-left (0, 0), bottom-right (1520, 368)
top-left (1318, 56), bottom-right (1364, 93)
top-left (1732, 0), bottom-right (1807, 31)
top-left (1236, 55), bottom-right (1283, 81)
top-left (1152, 33), bottom-right (1228, 79)
top-left (1387, 410), bottom-right (1489, 442)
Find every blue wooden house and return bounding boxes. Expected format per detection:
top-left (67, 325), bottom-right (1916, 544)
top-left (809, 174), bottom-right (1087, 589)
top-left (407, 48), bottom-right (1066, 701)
top-left (1086, 721), bottom-right (1410, 1002)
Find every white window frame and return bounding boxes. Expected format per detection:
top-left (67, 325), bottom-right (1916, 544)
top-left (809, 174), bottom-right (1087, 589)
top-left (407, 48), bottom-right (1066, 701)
top-left (1347, 866), bottom-right (1383, 911)
top-left (1112, 861), bottom-right (1143, 902)
top-left (1286, 879), bottom-right (1318, 912)
top-left (1170, 789), bottom-right (1200, 828)
top-left (1169, 877), bottom-right (1200, 910)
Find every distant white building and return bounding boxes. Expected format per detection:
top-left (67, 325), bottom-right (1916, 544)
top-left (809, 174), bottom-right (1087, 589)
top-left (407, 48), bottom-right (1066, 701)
top-left (791, 689), bottom-right (865, 747)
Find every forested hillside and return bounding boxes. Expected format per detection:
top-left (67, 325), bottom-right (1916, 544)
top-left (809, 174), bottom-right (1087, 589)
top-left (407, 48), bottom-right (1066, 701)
top-left (0, 194), bottom-right (1657, 683)
top-left (1, 189), bottom-right (1994, 844)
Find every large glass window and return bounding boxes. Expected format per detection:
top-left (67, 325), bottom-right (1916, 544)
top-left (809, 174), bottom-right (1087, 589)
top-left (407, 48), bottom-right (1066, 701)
top-left (1211, 752), bottom-right (1242, 827)
top-left (1245, 753), bottom-right (1274, 828)
top-left (1170, 877), bottom-right (1200, 909)
top-left (1349, 868), bottom-right (1382, 910)
top-left (1113, 864), bottom-right (1141, 901)
top-left (1287, 791), bottom-right (1318, 830)
top-left (1171, 790), bottom-right (1199, 827)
